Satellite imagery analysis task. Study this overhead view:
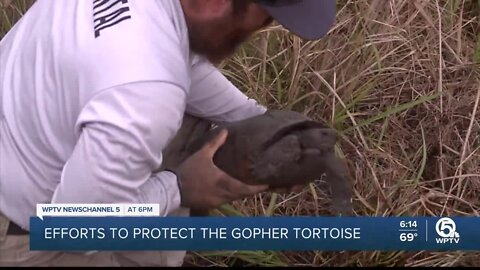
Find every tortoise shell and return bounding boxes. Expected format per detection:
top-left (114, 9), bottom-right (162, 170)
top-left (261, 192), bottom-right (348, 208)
top-left (187, 110), bottom-right (353, 215)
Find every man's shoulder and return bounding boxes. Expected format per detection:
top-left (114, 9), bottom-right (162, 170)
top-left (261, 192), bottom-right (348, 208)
top-left (2, 0), bottom-right (192, 95)
top-left (89, 0), bottom-right (187, 47)
top-left (75, 0), bottom-right (192, 93)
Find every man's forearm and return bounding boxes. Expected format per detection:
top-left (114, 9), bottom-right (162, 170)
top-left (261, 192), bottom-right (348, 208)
top-left (133, 170), bottom-right (183, 215)
top-left (51, 155), bottom-right (185, 217)
top-left (187, 56), bottom-right (268, 124)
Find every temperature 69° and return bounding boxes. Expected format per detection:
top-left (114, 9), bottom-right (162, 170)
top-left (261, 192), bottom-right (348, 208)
top-left (400, 233), bottom-right (418, 242)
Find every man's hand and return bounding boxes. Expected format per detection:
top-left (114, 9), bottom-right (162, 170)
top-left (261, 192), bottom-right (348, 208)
top-left (175, 129), bottom-right (269, 211)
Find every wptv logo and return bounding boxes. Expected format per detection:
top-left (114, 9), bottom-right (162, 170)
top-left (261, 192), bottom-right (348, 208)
top-left (435, 217), bottom-right (460, 244)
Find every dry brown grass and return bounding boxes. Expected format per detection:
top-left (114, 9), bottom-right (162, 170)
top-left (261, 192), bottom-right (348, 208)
top-left (1, 0), bottom-right (480, 267)
top-left (188, 0), bottom-right (480, 266)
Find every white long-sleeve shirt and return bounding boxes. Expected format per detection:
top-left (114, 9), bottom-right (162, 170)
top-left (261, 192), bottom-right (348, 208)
top-left (0, 0), bottom-right (266, 233)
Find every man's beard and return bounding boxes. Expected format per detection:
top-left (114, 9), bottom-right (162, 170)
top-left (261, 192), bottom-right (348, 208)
top-left (186, 18), bottom-right (248, 64)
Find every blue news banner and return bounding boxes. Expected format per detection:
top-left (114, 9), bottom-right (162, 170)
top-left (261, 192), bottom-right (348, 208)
top-left (30, 217), bottom-right (480, 251)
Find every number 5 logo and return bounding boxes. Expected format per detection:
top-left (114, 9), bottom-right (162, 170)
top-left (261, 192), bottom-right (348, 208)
top-left (435, 217), bottom-right (456, 238)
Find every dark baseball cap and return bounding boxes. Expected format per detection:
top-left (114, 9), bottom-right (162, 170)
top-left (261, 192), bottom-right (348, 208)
top-left (256, 0), bottom-right (337, 40)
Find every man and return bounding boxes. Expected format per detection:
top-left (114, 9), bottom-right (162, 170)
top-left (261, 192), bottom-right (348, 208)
top-left (0, 0), bottom-right (336, 266)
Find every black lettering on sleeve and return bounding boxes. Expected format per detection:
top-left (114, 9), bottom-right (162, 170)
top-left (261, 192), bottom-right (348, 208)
top-left (92, 0), bottom-right (132, 38)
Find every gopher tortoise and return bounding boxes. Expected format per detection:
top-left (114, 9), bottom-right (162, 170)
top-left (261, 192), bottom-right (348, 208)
top-left (183, 110), bottom-right (353, 216)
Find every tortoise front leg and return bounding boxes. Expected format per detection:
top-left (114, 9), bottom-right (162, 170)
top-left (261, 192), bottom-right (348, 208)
top-left (323, 154), bottom-right (354, 216)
